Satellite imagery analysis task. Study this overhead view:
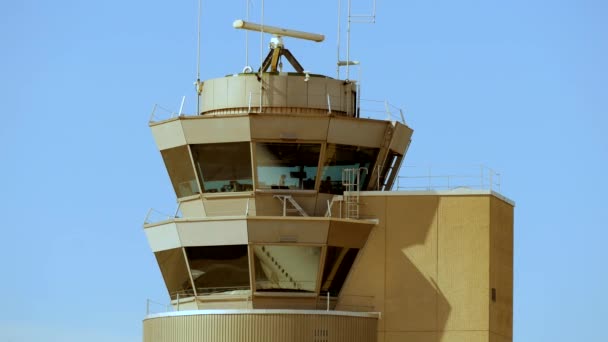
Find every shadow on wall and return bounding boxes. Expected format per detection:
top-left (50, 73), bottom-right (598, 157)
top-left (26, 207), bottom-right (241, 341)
top-left (337, 195), bottom-right (451, 341)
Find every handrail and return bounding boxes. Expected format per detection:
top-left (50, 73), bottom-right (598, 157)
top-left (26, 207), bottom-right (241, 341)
top-left (395, 164), bottom-right (501, 192)
top-left (359, 98), bottom-right (406, 124)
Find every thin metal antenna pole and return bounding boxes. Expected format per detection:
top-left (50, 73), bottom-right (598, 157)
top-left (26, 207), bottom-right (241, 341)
top-left (196, 0), bottom-right (201, 81)
top-left (196, 0), bottom-right (202, 115)
top-left (336, 0), bottom-right (341, 78)
top-left (259, 0), bottom-right (264, 112)
top-left (346, 0), bottom-right (351, 80)
top-left (245, 0), bottom-right (249, 67)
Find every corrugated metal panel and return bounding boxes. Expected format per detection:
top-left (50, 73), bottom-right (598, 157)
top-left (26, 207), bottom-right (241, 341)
top-left (143, 312), bottom-right (377, 342)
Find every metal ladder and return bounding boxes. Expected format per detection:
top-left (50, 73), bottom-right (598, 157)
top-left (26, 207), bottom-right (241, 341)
top-left (341, 167), bottom-right (367, 219)
top-left (273, 195), bottom-right (309, 217)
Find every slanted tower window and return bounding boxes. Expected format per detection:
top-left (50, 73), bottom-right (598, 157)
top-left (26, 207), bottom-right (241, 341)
top-left (320, 144), bottom-right (378, 194)
top-left (255, 142), bottom-right (321, 190)
top-left (191, 142), bottom-right (253, 193)
top-left (161, 146), bottom-right (200, 198)
top-left (253, 245), bottom-right (321, 293)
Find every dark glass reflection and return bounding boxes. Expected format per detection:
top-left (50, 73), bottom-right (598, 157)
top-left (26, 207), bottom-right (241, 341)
top-left (253, 245), bottom-right (321, 292)
top-left (378, 152), bottom-right (401, 191)
top-left (185, 245), bottom-right (250, 295)
top-left (155, 248), bottom-right (194, 299)
top-left (320, 144), bottom-right (379, 194)
top-left (320, 247), bottom-right (359, 296)
top-left (161, 146), bottom-right (200, 198)
top-left (255, 143), bottom-right (321, 190)
top-left (191, 143), bottom-right (253, 193)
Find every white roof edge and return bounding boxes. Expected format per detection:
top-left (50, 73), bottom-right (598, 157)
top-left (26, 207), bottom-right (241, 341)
top-left (145, 309), bottom-right (380, 320)
top-left (356, 189), bottom-right (515, 206)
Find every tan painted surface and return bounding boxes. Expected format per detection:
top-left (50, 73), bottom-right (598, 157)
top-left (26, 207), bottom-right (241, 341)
top-left (250, 114), bottom-right (329, 141)
top-left (151, 119), bottom-right (186, 151)
top-left (178, 196), bottom-right (206, 217)
top-left (385, 196), bottom-right (440, 332)
top-left (177, 219), bottom-right (248, 246)
top-left (182, 116), bottom-right (251, 144)
top-left (327, 117), bottom-right (387, 148)
top-left (200, 74), bottom-right (355, 115)
top-left (340, 193), bottom-right (513, 342)
top-left (202, 196), bottom-right (251, 216)
top-left (327, 220), bottom-right (374, 248)
top-left (490, 331), bottom-right (512, 342)
top-left (247, 217), bottom-right (329, 244)
top-left (490, 197), bottom-right (514, 338)
top-left (438, 196), bottom-right (490, 331)
top-left (336, 195), bottom-right (387, 329)
top-left (145, 222), bottom-right (181, 252)
top-left (144, 312), bottom-right (377, 342)
top-left (389, 123), bottom-right (413, 153)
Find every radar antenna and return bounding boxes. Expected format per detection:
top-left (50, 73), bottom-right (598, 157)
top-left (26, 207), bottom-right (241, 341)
top-left (233, 20), bottom-right (324, 73)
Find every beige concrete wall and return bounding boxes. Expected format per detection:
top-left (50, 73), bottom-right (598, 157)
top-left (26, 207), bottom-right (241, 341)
top-left (489, 197), bottom-right (514, 339)
top-left (340, 193), bottom-right (513, 342)
top-left (200, 74), bottom-right (355, 115)
top-left (438, 196), bottom-right (490, 331)
top-left (143, 312), bottom-right (378, 342)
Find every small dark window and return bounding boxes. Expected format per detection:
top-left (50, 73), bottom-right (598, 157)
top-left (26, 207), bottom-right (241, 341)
top-left (320, 247), bottom-right (359, 296)
top-left (491, 288), bottom-right (497, 302)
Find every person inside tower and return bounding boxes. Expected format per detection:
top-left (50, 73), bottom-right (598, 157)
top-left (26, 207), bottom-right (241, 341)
top-left (320, 176), bottom-right (332, 193)
top-left (276, 174), bottom-right (288, 189)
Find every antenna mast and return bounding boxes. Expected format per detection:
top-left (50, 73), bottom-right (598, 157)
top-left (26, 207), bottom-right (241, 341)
top-left (195, 0), bottom-right (203, 115)
top-left (337, 0), bottom-right (376, 80)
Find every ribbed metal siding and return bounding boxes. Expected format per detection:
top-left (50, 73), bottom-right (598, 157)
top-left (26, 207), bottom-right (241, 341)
top-left (143, 313), bottom-right (377, 342)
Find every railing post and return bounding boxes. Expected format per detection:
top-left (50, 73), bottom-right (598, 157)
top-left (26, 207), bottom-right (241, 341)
top-left (248, 91), bottom-right (252, 113)
top-left (384, 99), bottom-right (390, 120)
top-left (176, 292), bottom-right (180, 311)
top-left (173, 201), bottom-right (182, 218)
top-left (144, 208), bottom-right (153, 224)
top-left (428, 165), bottom-right (432, 191)
top-left (177, 95), bottom-right (186, 117)
top-left (149, 104), bottom-right (158, 123)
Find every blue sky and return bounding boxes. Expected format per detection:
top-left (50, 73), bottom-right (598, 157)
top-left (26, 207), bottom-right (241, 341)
top-left (1, 0), bottom-right (606, 341)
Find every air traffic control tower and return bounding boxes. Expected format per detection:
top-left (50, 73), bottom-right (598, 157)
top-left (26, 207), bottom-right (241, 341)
top-left (143, 20), bottom-right (514, 342)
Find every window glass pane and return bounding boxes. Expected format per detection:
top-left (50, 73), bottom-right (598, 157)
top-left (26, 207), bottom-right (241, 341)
top-left (320, 247), bottom-right (359, 296)
top-left (185, 245), bottom-right (251, 295)
top-left (253, 245), bottom-right (321, 293)
top-left (191, 143), bottom-right (253, 193)
top-left (155, 248), bottom-right (193, 300)
top-left (379, 152), bottom-right (400, 190)
top-left (255, 143), bottom-right (321, 190)
top-left (320, 144), bottom-right (379, 194)
top-left (161, 146), bottom-right (200, 198)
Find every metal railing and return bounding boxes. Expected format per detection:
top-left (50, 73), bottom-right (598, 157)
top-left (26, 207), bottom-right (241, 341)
top-left (359, 99), bottom-right (406, 124)
top-left (149, 96), bottom-right (187, 123)
top-left (145, 298), bottom-right (173, 315)
top-left (395, 164), bottom-right (501, 192)
top-left (143, 205), bottom-right (181, 225)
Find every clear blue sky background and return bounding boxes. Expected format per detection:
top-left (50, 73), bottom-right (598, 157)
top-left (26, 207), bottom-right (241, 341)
top-left (1, 0), bottom-right (606, 341)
